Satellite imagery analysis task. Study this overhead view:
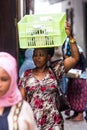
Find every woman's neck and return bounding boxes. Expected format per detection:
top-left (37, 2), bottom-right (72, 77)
top-left (35, 66), bottom-right (48, 72)
top-left (33, 66), bottom-right (48, 80)
top-left (0, 107), bottom-right (4, 115)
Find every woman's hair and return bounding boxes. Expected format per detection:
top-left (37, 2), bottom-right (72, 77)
top-left (47, 47), bottom-right (54, 57)
top-left (35, 47), bottom-right (54, 58)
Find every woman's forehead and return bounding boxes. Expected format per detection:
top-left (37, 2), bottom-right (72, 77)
top-left (34, 48), bottom-right (48, 53)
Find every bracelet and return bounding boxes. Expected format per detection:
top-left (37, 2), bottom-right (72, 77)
top-left (70, 38), bottom-right (76, 44)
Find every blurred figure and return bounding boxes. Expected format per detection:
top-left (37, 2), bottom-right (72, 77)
top-left (51, 47), bottom-right (68, 95)
top-left (62, 37), bottom-right (87, 121)
top-left (19, 48), bottom-right (35, 77)
top-left (0, 52), bottom-right (37, 130)
top-left (51, 46), bottom-right (63, 62)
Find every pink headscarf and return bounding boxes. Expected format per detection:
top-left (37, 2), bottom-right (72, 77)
top-left (0, 52), bottom-right (22, 107)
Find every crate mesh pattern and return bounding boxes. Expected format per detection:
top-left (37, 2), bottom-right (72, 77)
top-left (18, 13), bottom-right (67, 48)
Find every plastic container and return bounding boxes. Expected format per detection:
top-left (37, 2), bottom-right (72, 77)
top-left (18, 13), bottom-right (67, 48)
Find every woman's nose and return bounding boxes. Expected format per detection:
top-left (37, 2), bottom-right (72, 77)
top-left (35, 55), bottom-right (40, 59)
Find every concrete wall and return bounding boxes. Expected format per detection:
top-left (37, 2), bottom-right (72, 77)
top-left (62, 0), bottom-right (87, 55)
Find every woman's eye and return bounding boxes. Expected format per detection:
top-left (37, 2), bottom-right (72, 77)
top-left (33, 54), bottom-right (36, 57)
top-left (2, 78), bottom-right (9, 81)
top-left (34, 53), bottom-right (44, 57)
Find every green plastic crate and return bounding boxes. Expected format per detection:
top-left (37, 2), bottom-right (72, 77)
top-left (18, 13), bottom-right (67, 48)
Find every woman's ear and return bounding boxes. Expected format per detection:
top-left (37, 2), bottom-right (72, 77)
top-left (48, 54), bottom-right (51, 61)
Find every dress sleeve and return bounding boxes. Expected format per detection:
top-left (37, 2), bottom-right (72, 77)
top-left (18, 72), bottom-right (25, 88)
top-left (52, 60), bottom-right (65, 82)
top-left (18, 69), bottom-right (32, 88)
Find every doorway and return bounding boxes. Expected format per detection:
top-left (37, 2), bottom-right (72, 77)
top-left (83, 2), bottom-right (87, 57)
top-left (0, 0), bottom-right (18, 58)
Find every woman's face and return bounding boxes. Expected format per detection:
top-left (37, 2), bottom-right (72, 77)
top-left (33, 48), bottom-right (50, 68)
top-left (0, 67), bottom-right (11, 97)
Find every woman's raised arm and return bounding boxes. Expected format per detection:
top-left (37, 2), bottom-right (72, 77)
top-left (64, 21), bottom-right (79, 72)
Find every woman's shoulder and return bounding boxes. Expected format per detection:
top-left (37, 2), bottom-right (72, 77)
top-left (11, 100), bottom-right (32, 111)
top-left (22, 100), bottom-right (35, 115)
top-left (51, 59), bottom-right (64, 68)
top-left (9, 100), bottom-right (38, 130)
top-left (10, 100), bottom-right (34, 117)
top-left (23, 69), bottom-right (32, 77)
top-left (22, 100), bottom-right (31, 106)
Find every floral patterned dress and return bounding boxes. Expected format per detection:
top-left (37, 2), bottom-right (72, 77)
top-left (19, 60), bottom-right (65, 130)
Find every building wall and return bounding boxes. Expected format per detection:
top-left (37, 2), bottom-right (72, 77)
top-left (62, 0), bottom-right (87, 55)
top-left (18, 0), bottom-right (87, 56)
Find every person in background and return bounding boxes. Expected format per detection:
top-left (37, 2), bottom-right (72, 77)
top-left (0, 52), bottom-right (37, 130)
top-left (62, 37), bottom-right (87, 121)
top-left (51, 46), bottom-right (63, 62)
top-left (51, 47), bottom-right (68, 95)
top-left (19, 21), bottom-right (79, 130)
top-left (19, 48), bottom-right (35, 78)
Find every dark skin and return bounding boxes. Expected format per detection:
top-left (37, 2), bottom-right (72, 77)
top-left (19, 21), bottom-right (79, 99)
top-left (32, 48), bottom-right (50, 80)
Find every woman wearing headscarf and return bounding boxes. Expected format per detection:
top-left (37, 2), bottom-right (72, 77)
top-left (0, 52), bottom-right (37, 130)
top-left (62, 38), bottom-right (87, 121)
top-left (19, 48), bottom-right (35, 78)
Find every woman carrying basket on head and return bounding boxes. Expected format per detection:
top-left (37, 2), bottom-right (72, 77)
top-left (19, 21), bottom-right (79, 130)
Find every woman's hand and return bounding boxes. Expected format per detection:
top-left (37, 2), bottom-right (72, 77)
top-left (65, 21), bottom-right (72, 39)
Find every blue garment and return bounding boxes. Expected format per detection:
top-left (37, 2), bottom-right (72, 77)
top-left (80, 71), bottom-right (87, 79)
top-left (50, 59), bottom-right (68, 95)
top-left (62, 37), bottom-right (87, 75)
top-left (59, 75), bottom-right (68, 95)
top-left (0, 107), bottom-right (11, 130)
top-left (19, 49), bottom-right (35, 77)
